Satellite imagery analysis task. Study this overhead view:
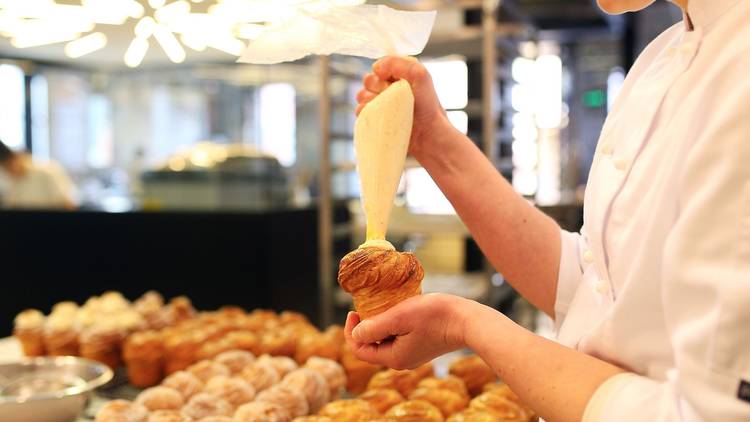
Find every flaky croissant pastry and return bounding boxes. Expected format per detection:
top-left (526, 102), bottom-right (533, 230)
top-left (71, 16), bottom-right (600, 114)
top-left (338, 246), bottom-right (424, 319)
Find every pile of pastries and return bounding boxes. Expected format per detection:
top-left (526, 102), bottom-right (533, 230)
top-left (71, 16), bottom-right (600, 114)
top-left (96, 349), bottom-right (346, 422)
top-left (13, 291), bottom-right (383, 391)
top-left (12, 291), bottom-right (191, 368)
top-left (304, 355), bottom-right (536, 422)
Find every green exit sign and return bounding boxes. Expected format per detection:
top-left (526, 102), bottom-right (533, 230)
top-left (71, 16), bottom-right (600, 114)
top-left (583, 89), bottom-right (606, 108)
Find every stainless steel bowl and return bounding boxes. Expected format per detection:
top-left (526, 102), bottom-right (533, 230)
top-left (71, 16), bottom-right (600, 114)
top-left (0, 356), bottom-right (113, 422)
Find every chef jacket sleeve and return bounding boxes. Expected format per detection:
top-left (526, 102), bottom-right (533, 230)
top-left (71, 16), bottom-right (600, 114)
top-left (554, 228), bottom-right (588, 326)
top-left (582, 80), bottom-right (750, 421)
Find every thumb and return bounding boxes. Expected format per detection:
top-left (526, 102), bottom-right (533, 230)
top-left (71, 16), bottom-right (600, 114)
top-left (351, 312), bottom-right (408, 344)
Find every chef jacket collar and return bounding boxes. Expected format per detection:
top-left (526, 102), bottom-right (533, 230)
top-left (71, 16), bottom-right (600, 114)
top-left (687, 0), bottom-right (744, 29)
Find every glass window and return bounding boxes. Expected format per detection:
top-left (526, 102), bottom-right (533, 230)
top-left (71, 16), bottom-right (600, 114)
top-left (0, 64), bottom-right (26, 150)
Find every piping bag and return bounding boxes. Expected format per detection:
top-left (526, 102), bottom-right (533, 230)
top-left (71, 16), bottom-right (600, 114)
top-left (238, 1), bottom-right (436, 249)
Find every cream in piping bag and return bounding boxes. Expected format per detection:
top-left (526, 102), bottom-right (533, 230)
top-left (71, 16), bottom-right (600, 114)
top-left (354, 79), bottom-right (414, 250)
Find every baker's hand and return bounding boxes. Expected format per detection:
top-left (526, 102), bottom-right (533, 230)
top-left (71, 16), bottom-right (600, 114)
top-left (344, 293), bottom-right (471, 369)
top-left (355, 56), bottom-right (452, 162)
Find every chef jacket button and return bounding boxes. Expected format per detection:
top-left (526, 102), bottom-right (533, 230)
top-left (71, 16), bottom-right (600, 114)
top-left (600, 143), bottom-right (614, 155)
top-left (596, 280), bottom-right (609, 295)
top-left (583, 250), bottom-right (594, 263)
top-left (614, 157), bottom-right (628, 171)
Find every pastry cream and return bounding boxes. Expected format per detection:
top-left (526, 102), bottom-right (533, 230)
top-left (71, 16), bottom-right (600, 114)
top-left (354, 79), bottom-right (414, 243)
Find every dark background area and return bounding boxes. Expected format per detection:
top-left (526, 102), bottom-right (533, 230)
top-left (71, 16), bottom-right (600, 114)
top-left (0, 208), bottom-right (321, 337)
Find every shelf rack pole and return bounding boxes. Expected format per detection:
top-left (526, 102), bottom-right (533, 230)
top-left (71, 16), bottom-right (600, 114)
top-left (317, 55), bottom-right (334, 327)
top-left (482, 0), bottom-right (500, 161)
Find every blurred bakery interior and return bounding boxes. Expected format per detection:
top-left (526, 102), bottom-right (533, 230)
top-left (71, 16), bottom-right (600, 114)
top-left (0, 0), bottom-right (683, 339)
top-left (0, 1), bottom-right (683, 418)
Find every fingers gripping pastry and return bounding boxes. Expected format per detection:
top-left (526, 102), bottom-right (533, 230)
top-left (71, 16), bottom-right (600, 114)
top-left (385, 400), bottom-right (444, 422)
top-left (214, 350), bottom-right (256, 374)
top-left (408, 388), bottom-right (468, 417)
top-left (135, 386), bottom-right (185, 411)
top-left (239, 360), bottom-right (281, 393)
top-left (317, 399), bottom-right (379, 422)
top-left (13, 309), bottom-right (46, 356)
top-left (95, 399), bottom-right (149, 422)
top-left (256, 384), bottom-right (309, 418)
top-left (234, 401), bottom-right (292, 422)
top-left (281, 368), bottom-right (330, 413)
top-left (180, 393), bottom-right (233, 419)
top-left (417, 377), bottom-right (469, 400)
top-left (338, 245), bottom-right (424, 320)
top-left (358, 388), bottom-right (405, 414)
top-left (304, 357), bottom-right (347, 399)
top-left (204, 376), bottom-right (256, 409)
top-left (147, 410), bottom-right (192, 422)
top-left (448, 356), bottom-right (497, 397)
top-left (468, 392), bottom-right (529, 422)
top-left (366, 369), bottom-right (419, 398)
top-left (162, 371), bottom-right (205, 400)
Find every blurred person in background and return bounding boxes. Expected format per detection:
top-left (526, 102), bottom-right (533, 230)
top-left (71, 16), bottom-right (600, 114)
top-left (0, 139), bottom-right (76, 210)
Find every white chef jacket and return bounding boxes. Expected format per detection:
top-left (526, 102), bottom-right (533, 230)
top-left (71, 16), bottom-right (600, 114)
top-left (553, 0), bottom-right (750, 420)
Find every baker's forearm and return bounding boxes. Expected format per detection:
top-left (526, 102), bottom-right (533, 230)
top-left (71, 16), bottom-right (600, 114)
top-left (417, 119), bottom-right (561, 316)
top-left (460, 301), bottom-right (625, 422)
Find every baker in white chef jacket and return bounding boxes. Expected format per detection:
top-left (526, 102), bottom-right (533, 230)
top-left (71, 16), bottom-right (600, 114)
top-left (343, 0), bottom-right (750, 420)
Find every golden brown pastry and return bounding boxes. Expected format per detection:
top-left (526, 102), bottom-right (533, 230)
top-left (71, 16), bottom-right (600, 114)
top-left (80, 325), bottom-right (125, 369)
top-left (279, 310), bottom-right (309, 325)
top-left (147, 409), bottom-right (192, 422)
top-left (13, 309), bottom-right (46, 356)
top-left (204, 375), bottom-right (256, 409)
top-left (304, 357), bottom-right (347, 399)
top-left (413, 362), bottom-right (434, 380)
top-left (135, 386), bottom-right (185, 411)
top-left (260, 330), bottom-right (297, 357)
top-left (281, 368), bottom-right (331, 413)
top-left (124, 330), bottom-right (164, 388)
top-left (234, 401), bottom-right (292, 422)
top-left (294, 332), bottom-right (339, 364)
top-left (385, 400), bottom-right (444, 422)
top-left (448, 356), bottom-right (496, 397)
top-left (417, 377), bottom-right (469, 400)
top-left (366, 369), bottom-right (419, 398)
top-left (317, 399), bottom-right (380, 422)
top-left (223, 331), bottom-right (262, 356)
top-left (291, 417), bottom-right (333, 422)
top-left (468, 392), bottom-right (528, 422)
top-left (166, 296), bottom-right (196, 323)
top-left (481, 384), bottom-right (536, 421)
top-left (256, 384), bottom-right (310, 418)
top-left (195, 339), bottom-right (235, 361)
top-left (42, 313), bottom-right (80, 356)
top-left (195, 417), bottom-right (233, 422)
top-left (340, 345), bottom-right (382, 394)
top-left (214, 349), bottom-right (256, 374)
top-left (239, 360), bottom-right (281, 393)
top-left (164, 332), bottom-right (202, 375)
top-left (187, 360), bottom-right (231, 383)
top-left (408, 387), bottom-right (468, 417)
top-left (162, 370), bottom-right (205, 400)
top-left (191, 416), bottom-right (234, 422)
top-left (338, 247), bottom-right (424, 319)
top-left (95, 399), bottom-right (149, 422)
top-left (180, 393), bottom-right (233, 419)
top-left (445, 410), bottom-right (498, 422)
top-left (358, 388), bottom-right (405, 414)
top-left (257, 354), bottom-right (299, 378)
